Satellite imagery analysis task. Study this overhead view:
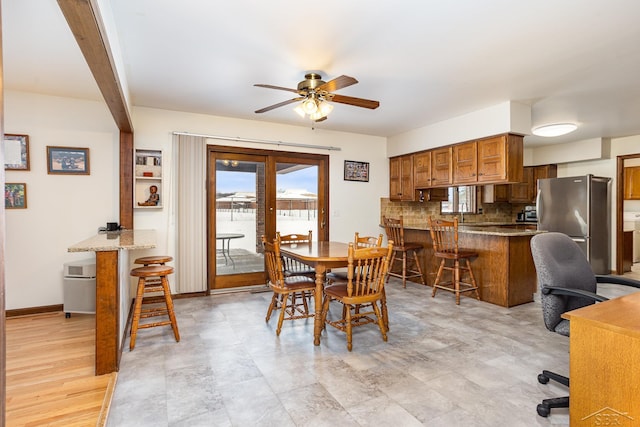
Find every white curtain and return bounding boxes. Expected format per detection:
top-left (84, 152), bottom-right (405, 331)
top-left (173, 134), bottom-right (207, 293)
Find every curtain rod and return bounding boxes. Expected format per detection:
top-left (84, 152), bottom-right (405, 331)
top-left (172, 131), bottom-right (341, 151)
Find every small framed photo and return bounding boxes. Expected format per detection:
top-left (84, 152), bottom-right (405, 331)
top-left (5, 183), bottom-right (27, 209)
top-left (344, 160), bottom-right (369, 182)
top-left (47, 146), bottom-right (90, 175)
top-left (4, 134), bottom-right (30, 171)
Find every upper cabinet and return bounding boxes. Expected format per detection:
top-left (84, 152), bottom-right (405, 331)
top-left (452, 134), bottom-right (523, 185)
top-left (532, 164), bottom-right (557, 200)
top-left (430, 147), bottom-right (453, 187)
top-left (508, 167), bottom-right (534, 203)
top-left (624, 166), bottom-right (640, 200)
top-left (413, 151), bottom-right (432, 188)
top-left (389, 154), bottom-right (415, 201)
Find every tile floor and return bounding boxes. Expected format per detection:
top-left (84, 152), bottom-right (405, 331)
top-left (107, 277), bottom-right (637, 427)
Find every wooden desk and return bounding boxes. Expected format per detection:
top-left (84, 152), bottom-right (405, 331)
top-left (279, 241), bottom-right (350, 345)
top-left (68, 230), bottom-right (156, 375)
top-left (562, 292), bottom-right (640, 425)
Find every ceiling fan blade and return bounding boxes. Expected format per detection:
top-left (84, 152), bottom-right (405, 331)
top-left (329, 94), bottom-right (380, 109)
top-left (255, 97), bottom-right (304, 114)
top-left (317, 75), bottom-right (358, 93)
top-left (315, 116), bottom-right (328, 123)
top-left (254, 84), bottom-right (300, 94)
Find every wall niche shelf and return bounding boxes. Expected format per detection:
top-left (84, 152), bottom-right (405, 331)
top-left (135, 149), bottom-right (163, 209)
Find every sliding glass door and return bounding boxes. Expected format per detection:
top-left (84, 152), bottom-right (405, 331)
top-left (208, 146), bottom-right (328, 290)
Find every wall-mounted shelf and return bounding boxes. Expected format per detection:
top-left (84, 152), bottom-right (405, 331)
top-left (135, 149), bottom-right (163, 209)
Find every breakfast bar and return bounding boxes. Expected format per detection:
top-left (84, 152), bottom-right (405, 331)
top-left (68, 229), bottom-right (156, 375)
top-left (399, 223), bottom-right (541, 307)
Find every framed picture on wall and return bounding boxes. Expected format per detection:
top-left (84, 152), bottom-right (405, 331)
top-left (344, 160), bottom-right (369, 182)
top-left (47, 146), bottom-right (90, 175)
top-left (5, 183), bottom-right (27, 209)
top-left (3, 134), bottom-right (30, 171)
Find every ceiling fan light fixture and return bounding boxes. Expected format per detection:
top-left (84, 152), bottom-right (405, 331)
top-left (301, 97), bottom-right (318, 114)
top-left (532, 123), bottom-right (578, 137)
top-left (293, 104), bottom-right (306, 118)
top-left (309, 101), bottom-right (333, 120)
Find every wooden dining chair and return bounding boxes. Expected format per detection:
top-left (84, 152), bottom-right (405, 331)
top-left (326, 232), bottom-right (383, 282)
top-left (262, 236), bottom-right (317, 335)
top-left (382, 216), bottom-right (426, 288)
top-left (276, 231), bottom-right (316, 278)
top-left (428, 216), bottom-right (480, 305)
top-left (321, 242), bottom-right (394, 351)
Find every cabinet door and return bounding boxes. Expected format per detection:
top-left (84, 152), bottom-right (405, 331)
top-left (477, 135), bottom-right (507, 182)
top-left (509, 167), bottom-right (534, 203)
top-left (453, 141), bottom-right (477, 184)
top-left (400, 155), bottom-right (415, 201)
top-left (413, 151), bottom-right (432, 188)
top-left (389, 157), bottom-right (402, 200)
top-left (624, 166), bottom-right (640, 200)
top-left (431, 147), bottom-right (452, 187)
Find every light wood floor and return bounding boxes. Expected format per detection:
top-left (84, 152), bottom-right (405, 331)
top-left (6, 312), bottom-right (115, 427)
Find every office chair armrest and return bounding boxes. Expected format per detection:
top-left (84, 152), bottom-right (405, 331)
top-left (595, 275), bottom-right (640, 289)
top-left (541, 286), bottom-right (609, 302)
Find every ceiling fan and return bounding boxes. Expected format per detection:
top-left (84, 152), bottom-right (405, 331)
top-left (254, 73), bottom-right (380, 122)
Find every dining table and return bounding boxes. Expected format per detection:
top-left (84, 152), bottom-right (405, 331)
top-left (278, 241), bottom-right (351, 345)
top-left (279, 240), bottom-right (390, 346)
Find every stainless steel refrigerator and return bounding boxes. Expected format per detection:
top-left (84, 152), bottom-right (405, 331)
top-left (536, 174), bottom-right (611, 274)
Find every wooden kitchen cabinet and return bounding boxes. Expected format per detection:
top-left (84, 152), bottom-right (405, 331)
top-left (452, 134), bottom-right (523, 185)
top-left (430, 147), bottom-right (453, 187)
top-left (509, 166), bottom-right (534, 203)
top-left (533, 164), bottom-right (557, 200)
top-left (389, 154), bottom-right (415, 201)
top-left (413, 151), bottom-right (432, 188)
top-left (624, 166), bottom-right (640, 199)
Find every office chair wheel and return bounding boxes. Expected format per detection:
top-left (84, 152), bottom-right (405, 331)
top-left (537, 403), bottom-right (550, 417)
top-left (538, 373), bottom-right (550, 384)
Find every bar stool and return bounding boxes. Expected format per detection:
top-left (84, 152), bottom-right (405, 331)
top-left (428, 216), bottom-right (480, 305)
top-left (134, 255), bottom-right (173, 266)
top-left (382, 216), bottom-right (426, 288)
top-left (129, 265), bottom-right (180, 350)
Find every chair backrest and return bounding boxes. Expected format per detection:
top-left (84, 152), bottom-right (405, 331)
top-left (382, 216), bottom-right (405, 246)
top-left (261, 235), bottom-right (285, 288)
top-left (354, 232), bottom-right (383, 249)
top-left (344, 242), bottom-right (394, 298)
top-left (428, 216), bottom-right (459, 254)
top-left (530, 232), bottom-right (597, 335)
top-left (276, 231), bottom-right (312, 244)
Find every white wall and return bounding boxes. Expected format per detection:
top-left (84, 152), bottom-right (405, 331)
top-left (4, 91), bottom-right (120, 309)
top-left (4, 92), bottom-right (388, 309)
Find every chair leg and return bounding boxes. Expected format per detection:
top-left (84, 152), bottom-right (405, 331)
top-left (371, 301), bottom-right (388, 343)
top-left (411, 250), bottom-right (426, 286)
top-left (129, 277), bottom-right (146, 351)
top-left (266, 293), bottom-right (277, 322)
top-left (401, 251), bottom-right (408, 288)
top-left (465, 259), bottom-right (480, 300)
top-left (345, 304), bottom-right (353, 351)
top-left (160, 275), bottom-right (180, 342)
top-left (380, 290), bottom-right (389, 332)
top-left (432, 259), bottom-right (445, 297)
top-left (537, 396), bottom-right (570, 418)
top-left (454, 259), bottom-right (461, 305)
top-left (276, 292), bottom-right (288, 336)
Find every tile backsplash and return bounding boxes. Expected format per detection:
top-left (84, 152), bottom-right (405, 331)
top-left (380, 197), bottom-right (526, 226)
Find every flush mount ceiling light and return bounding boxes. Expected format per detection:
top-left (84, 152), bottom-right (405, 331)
top-left (532, 123), bottom-right (578, 137)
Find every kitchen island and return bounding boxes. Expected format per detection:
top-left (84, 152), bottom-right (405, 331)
top-left (396, 223), bottom-right (541, 307)
top-left (68, 229), bottom-right (156, 375)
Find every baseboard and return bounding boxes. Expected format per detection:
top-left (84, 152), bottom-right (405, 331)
top-left (6, 304), bottom-right (63, 317)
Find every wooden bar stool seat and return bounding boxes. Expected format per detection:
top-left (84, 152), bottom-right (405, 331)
top-left (134, 255), bottom-right (173, 265)
top-left (129, 265), bottom-right (180, 350)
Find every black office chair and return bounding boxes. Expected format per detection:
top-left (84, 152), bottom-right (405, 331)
top-left (530, 232), bottom-right (640, 417)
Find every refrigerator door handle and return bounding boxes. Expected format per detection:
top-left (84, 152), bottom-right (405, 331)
top-left (571, 237), bottom-right (587, 243)
top-left (536, 189), bottom-right (542, 223)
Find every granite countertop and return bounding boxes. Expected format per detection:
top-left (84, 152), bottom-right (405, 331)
top-left (68, 229), bottom-right (157, 252)
top-left (401, 223), bottom-right (542, 237)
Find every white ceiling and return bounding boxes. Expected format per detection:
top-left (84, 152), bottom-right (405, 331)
top-left (3, 1), bottom-right (640, 147)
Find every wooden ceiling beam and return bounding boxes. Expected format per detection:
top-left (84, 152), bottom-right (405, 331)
top-left (57, 0), bottom-right (133, 133)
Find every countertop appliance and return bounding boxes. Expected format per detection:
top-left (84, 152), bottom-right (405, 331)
top-left (63, 259), bottom-right (96, 317)
top-left (537, 174), bottom-right (611, 274)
